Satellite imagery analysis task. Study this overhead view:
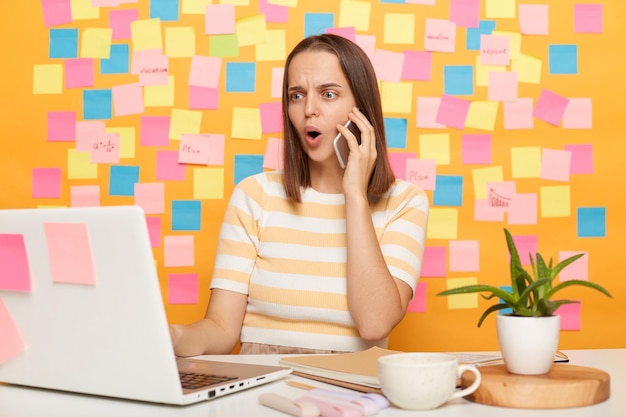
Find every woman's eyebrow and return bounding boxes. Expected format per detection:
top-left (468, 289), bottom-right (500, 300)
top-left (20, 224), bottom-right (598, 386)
top-left (288, 82), bottom-right (344, 92)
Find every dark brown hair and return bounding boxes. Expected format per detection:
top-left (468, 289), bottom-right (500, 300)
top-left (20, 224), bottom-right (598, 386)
top-left (281, 34), bottom-right (396, 203)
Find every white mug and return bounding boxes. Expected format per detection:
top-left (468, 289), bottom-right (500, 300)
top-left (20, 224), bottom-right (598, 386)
top-left (377, 352), bottom-right (481, 410)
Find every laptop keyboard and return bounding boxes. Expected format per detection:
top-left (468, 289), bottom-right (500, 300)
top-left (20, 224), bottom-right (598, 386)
top-left (179, 372), bottom-right (238, 390)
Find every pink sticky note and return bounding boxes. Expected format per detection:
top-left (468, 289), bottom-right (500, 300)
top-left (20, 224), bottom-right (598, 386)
top-left (134, 182), bottom-right (165, 214)
top-left (564, 144), bottom-right (594, 174)
top-left (47, 111), bottom-right (76, 142)
top-left (326, 27), bottom-right (357, 43)
top-left (474, 198), bottom-right (504, 222)
top-left (131, 49), bottom-right (168, 86)
top-left (189, 56), bottom-right (222, 88)
top-left (450, 0), bottom-right (479, 28)
top-left (113, 83), bottom-right (144, 116)
top-left (519, 4), bottom-right (549, 35)
top-left (41, 0), bottom-right (72, 27)
top-left (487, 181), bottom-right (516, 212)
top-left (424, 19), bottom-right (456, 53)
top-left (488, 71), bottom-right (518, 102)
top-left (70, 185), bottom-right (100, 207)
top-left (562, 98), bottom-right (592, 129)
top-left (271, 67), bottom-right (284, 99)
top-left (156, 150), bottom-right (186, 181)
top-left (407, 281), bottom-right (427, 313)
top-left (76, 121), bottom-right (106, 152)
top-left (559, 251), bottom-right (588, 281)
top-left (189, 86), bottom-right (219, 110)
top-left (540, 149), bottom-right (571, 182)
top-left (449, 240), bottom-right (479, 272)
top-left (557, 303), bottom-right (581, 331)
top-left (355, 35), bottom-right (376, 63)
top-left (44, 222), bottom-right (97, 285)
top-left (504, 98), bottom-right (534, 130)
top-left (388, 152), bottom-right (417, 180)
top-left (462, 134), bottom-right (491, 164)
top-left (574, 4), bottom-right (603, 34)
top-left (65, 58), bottom-right (95, 89)
top-left (146, 216), bottom-right (162, 248)
top-left (436, 95), bottom-right (470, 130)
top-left (511, 234), bottom-right (537, 267)
top-left (179, 134), bottom-right (225, 166)
top-left (373, 49), bottom-right (404, 83)
top-left (402, 51), bottom-right (432, 81)
top-left (259, 0), bottom-right (289, 23)
top-left (32, 168), bottom-right (62, 198)
top-left (406, 158), bottom-right (436, 191)
top-left (481, 35), bottom-right (510, 66)
top-left (263, 137), bottom-right (284, 170)
top-left (109, 9), bottom-right (138, 40)
top-left (533, 89), bottom-right (570, 126)
top-left (91, 133), bottom-right (120, 164)
top-left (507, 193), bottom-right (538, 225)
top-left (0, 234), bottom-right (31, 292)
top-left (0, 299), bottom-right (27, 363)
top-left (205, 4), bottom-right (235, 35)
top-left (416, 97), bottom-right (446, 129)
top-left (421, 246), bottom-right (446, 277)
top-left (140, 116), bottom-right (170, 147)
top-left (168, 273), bottom-right (198, 305)
top-left (260, 102), bottom-right (283, 134)
top-left (164, 236), bottom-right (195, 267)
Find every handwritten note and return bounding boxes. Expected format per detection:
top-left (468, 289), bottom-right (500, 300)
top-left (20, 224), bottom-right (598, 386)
top-left (424, 19), bottom-right (456, 53)
top-left (44, 222), bottom-right (97, 285)
top-left (406, 158), bottom-right (437, 191)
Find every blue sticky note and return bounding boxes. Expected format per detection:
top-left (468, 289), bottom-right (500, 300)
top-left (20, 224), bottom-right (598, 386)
top-left (381, 0), bottom-right (405, 3)
top-left (384, 118), bottom-right (408, 149)
top-left (304, 13), bottom-right (334, 38)
top-left (549, 45), bottom-right (578, 75)
top-left (225, 63), bottom-right (256, 93)
top-left (109, 166), bottom-right (139, 196)
top-left (101, 44), bottom-right (129, 74)
top-left (433, 175), bottom-right (464, 206)
top-left (83, 89), bottom-right (113, 120)
top-left (498, 286), bottom-right (513, 315)
top-left (466, 20), bottom-right (496, 51)
top-left (150, 0), bottom-right (179, 21)
top-left (172, 200), bottom-right (202, 231)
top-left (577, 207), bottom-right (606, 237)
top-left (49, 28), bottom-right (78, 59)
top-left (234, 155), bottom-right (264, 184)
top-left (444, 66), bottom-right (474, 96)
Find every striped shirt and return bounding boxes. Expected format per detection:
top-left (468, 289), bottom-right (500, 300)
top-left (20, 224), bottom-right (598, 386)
top-left (210, 171), bottom-right (429, 352)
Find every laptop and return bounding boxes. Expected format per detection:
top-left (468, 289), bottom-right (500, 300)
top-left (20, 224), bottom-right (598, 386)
top-left (0, 205), bottom-right (291, 405)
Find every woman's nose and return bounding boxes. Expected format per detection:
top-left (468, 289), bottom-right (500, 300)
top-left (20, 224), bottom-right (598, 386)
top-left (304, 96), bottom-right (319, 117)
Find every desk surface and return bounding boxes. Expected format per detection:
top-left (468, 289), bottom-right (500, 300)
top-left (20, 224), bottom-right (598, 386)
top-left (0, 349), bottom-right (623, 417)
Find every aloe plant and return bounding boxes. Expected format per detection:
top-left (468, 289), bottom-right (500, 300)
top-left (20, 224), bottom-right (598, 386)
top-left (437, 228), bottom-right (612, 327)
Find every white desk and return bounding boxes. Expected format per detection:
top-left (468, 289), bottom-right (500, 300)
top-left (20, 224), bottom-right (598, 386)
top-left (0, 349), bottom-right (623, 417)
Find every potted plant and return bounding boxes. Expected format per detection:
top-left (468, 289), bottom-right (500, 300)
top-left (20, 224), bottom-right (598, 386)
top-left (437, 228), bottom-right (612, 375)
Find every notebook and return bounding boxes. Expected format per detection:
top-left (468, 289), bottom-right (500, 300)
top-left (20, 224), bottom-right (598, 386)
top-left (0, 205), bottom-right (291, 405)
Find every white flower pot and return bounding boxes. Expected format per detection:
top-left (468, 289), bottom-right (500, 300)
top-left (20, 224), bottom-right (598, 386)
top-left (496, 314), bottom-right (560, 375)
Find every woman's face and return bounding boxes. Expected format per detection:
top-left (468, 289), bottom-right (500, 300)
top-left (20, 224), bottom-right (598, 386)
top-left (286, 50), bottom-right (357, 168)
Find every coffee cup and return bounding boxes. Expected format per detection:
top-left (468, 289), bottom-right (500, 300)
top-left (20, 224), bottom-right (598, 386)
top-left (377, 352), bottom-right (481, 410)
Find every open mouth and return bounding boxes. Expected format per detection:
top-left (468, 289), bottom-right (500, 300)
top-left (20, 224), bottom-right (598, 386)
top-left (308, 131), bottom-right (320, 139)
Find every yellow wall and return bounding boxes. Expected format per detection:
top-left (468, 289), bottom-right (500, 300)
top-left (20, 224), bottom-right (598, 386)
top-left (1, 1), bottom-right (624, 353)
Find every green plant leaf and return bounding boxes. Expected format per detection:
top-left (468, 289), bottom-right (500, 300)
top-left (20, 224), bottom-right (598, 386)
top-left (437, 285), bottom-right (518, 305)
top-left (550, 253), bottom-right (585, 280)
top-left (545, 279), bottom-right (612, 300)
top-left (476, 304), bottom-right (510, 327)
top-left (504, 228), bottom-right (526, 297)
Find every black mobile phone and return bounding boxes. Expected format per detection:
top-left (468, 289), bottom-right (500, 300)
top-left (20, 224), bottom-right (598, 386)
top-left (332, 120), bottom-right (361, 169)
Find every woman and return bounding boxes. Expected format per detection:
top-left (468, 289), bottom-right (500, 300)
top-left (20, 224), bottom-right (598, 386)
top-left (170, 34), bottom-right (429, 356)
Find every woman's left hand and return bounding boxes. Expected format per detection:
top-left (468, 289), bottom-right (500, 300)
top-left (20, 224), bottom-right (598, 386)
top-left (340, 107), bottom-right (377, 199)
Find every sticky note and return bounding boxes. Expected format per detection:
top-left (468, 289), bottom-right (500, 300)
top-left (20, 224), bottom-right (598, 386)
top-left (436, 95), bottom-right (470, 130)
top-left (0, 234), bottom-right (31, 292)
top-left (407, 281), bottom-right (427, 313)
top-left (449, 240), bottom-right (479, 272)
top-left (511, 234), bottom-right (537, 266)
top-left (563, 98), bottom-right (592, 129)
top-left (480, 34), bottom-right (510, 66)
top-left (402, 51), bottom-right (431, 81)
top-left (67, 149), bottom-right (98, 180)
top-left (488, 72), bottom-right (517, 102)
top-left (577, 207), bottom-right (606, 237)
top-left (50, 28), bottom-right (78, 58)
top-left (492, 31), bottom-right (522, 60)
top-left (209, 35), bottom-right (239, 57)
top-left (236, 14), bottom-right (268, 47)
top-left (549, 45), bottom-right (578, 75)
top-left (101, 44), bottom-right (130, 74)
top-left (475, 55), bottom-right (505, 87)
top-left (264, 137), bottom-right (284, 170)
top-left (462, 134), bottom-right (491, 165)
top-left (256, 29), bottom-right (287, 62)
top-left (450, 0), bottom-right (479, 28)
top-left (165, 27), bottom-right (196, 58)
top-left (113, 83), bottom-right (144, 117)
top-left (156, 151), bottom-right (186, 181)
top-left (179, 134), bottom-right (225, 166)
top-left (534, 89), bottom-right (570, 126)
top-left (304, 13), bottom-right (334, 38)
top-left (134, 182), bottom-right (165, 214)
top-left (32, 168), bottom-right (62, 198)
top-left (511, 146), bottom-right (541, 179)
top-left (260, 0), bottom-right (289, 23)
top-left (131, 18), bottom-right (163, 51)
top-left (466, 20), bottom-right (496, 50)
top-left (541, 149), bottom-right (571, 182)
top-left (444, 66), bottom-right (473, 96)
top-left (47, 111), bottom-right (76, 142)
top-left (109, 165), bottom-right (140, 196)
top-left (419, 134), bottom-right (450, 165)
top-left (64, 58), bottom-right (94, 89)
top-left (434, 175), bottom-right (463, 207)
top-left (150, 0), bottom-right (179, 21)
top-left (81, 28), bottom-right (112, 59)
top-left (384, 118), bottom-right (407, 149)
top-left (507, 193), bottom-right (538, 225)
top-left (189, 86), bottom-right (219, 110)
top-left (44, 222), bottom-right (97, 285)
top-left (326, 27), bottom-right (356, 42)
top-left (540, 185), bottom-right (571, 218)
top-left (70, 185), bottom-right (100, 207)
top-left (71, 0), bottom-right (100, 20)
top-left (109, 8), bottom-right (138, 40)
top-left (338, 0), bottom-right (371, 32)
top-left (194, 167), bottom-right (225, 199)
top-left (381, 82), bottom-right (413, 114)
top-left (474, 198), bottom-right (504, 222)
top-left (108, 126), bottom-right (135, 160)
top-left (171, 200), bottom-right (202, 231)
top-left (232, 108), bottom-right (262, 140)
top-left (234, 154), bottom-right (264, 184)
top-left (226, 62), bottom-right (256, 92)
top-left (416, 97), bottom-right (445, 129)
top-left (42, 0), bottom-right (73, 27)
top-left (405, 159), bottom-right (436, 190)
top-left (503, 98), bottom-right (534, 130)
top-left (0, 299), bottom-right (26, 363)
top-left (445, 278), bottom-right (478, 309)
top-left (146, 216), bottom-right (162, 248)
top-left (424, 18), bottom-right (456, 53)
top-left (486, 0), bottom-right (516, 18)
top-left (472, 166), bottom-right (503, 200)
top-left (557, 303), bottom-right (581, 331)
top-left (389, 152), bottom-right (417, 180)
top-left (144, 76), bottom-right (175, 107)
top-left (373, 49), bottom-right (404, 83)
top-left (260, 102), bottom-right (282, 134)
top-left (33, 64), bottom-right (63, 95)
top-left (91, 133), bottom-right (120, 164)
top-left (204, 5), bottom-right (235, 35)
top-left (420, 246), bottom-right (446, 277)
top-left (574, 4), bottom-right (603, 34)
top-left (426, 208), bottom-right (458, 240)
top-left (564, 144), bottom-right (594, 174)
top-left (164, 235), bottom-right (195, 267)
top-left (83, 89), bottom-right (113, 120)
top-left (465, 100), bottom-right (498, 131)
top-left (168, 273), bottom-right (199, 304)
top-left (384, 13), bottom-right (415, 44)
top-left (558, 251), bottom-right (588, 281)
top-left (511, 53), bottom-right (542, 84)
top-left (487, 181), bottom-right (515, 212)
top-left (519, 4), bottom-right (549, 35)
top-left (140, 116), bottom-right (170, 147)
top-left (189, 56), bottom-right (222, 88)
top-left (169, 108), bottom-right (202, 140)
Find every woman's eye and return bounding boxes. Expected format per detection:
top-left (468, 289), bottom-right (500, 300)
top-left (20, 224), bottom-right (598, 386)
top-left (323, 91), bottom-right (337, 99)
top-left (291, 92), bottom-right (304, 101)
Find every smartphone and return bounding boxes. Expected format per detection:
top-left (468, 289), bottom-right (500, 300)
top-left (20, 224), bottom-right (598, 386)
top-left (332, 120), bottom-right (361, 169)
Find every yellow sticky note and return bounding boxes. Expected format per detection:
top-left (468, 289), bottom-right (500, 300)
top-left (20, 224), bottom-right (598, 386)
top-left (472, 166), bottom-right (503, 200)
top-left (540, 186), bottom-right (571, 218)
top-left (165, 27), bottom-right (196, 58)
top-left (220, 0), bottom-right (249, 5)
top-left (486, 0), bottom-right (516, 19)
top-left (267, 0), bottom-right (297, 6)
top-left (256, 29), bottom-right (286, 62)
top-left (81, 28), bottom-right (112, 59)
top-left (384, 14), bottom-right (415, 45)
top-left (182, 0), bottom-right (212, 14)
top-left (511, 147), bottom-right (541, 178)
top-left (170, 109), bottom-right (203, 141)
top-left (106, 127), bottom-right (135, 159)
top-left (131, 19), bottom-right (163, 52)
top-left (465, 101), bottom-right (499, 131)
top-left (339, 0), bottom-right (371, 32)
top-left (419, 134), bottom-right (450, 165)
top-left (232, 107), bottom-right (262, 140)
top-left (68, 149), bottom-right (98, 179)
top-left (236, 14), bottom-right (268, 47)
top-left (492, 31), bottom-right (521, 60)
top-left (33, 64), bottom-right (63, 95)
top-left (194, 167), bottom-right (225, 199)
top-left (475, 56), bottom-right (506, 87)
top-left (70, 0), bottom-right (100, 20)
top-left (445, 278), bottom-right (479, 309)
top-left (511, 53), bottom-right (542, 84)
top-left (144, 76), bottom-right (175, 107)
top-left (427, 208), bottom-right (458, 240)
top-left (381, 82), bottom-right (413, 114)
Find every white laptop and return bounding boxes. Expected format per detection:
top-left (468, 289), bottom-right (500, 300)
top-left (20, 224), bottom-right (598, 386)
top-left (0, 205), bottom-right (291, 405)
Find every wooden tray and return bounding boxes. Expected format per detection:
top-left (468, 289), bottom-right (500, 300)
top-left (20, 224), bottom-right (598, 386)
top-left (460, 364), bottom-right (610, 409)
